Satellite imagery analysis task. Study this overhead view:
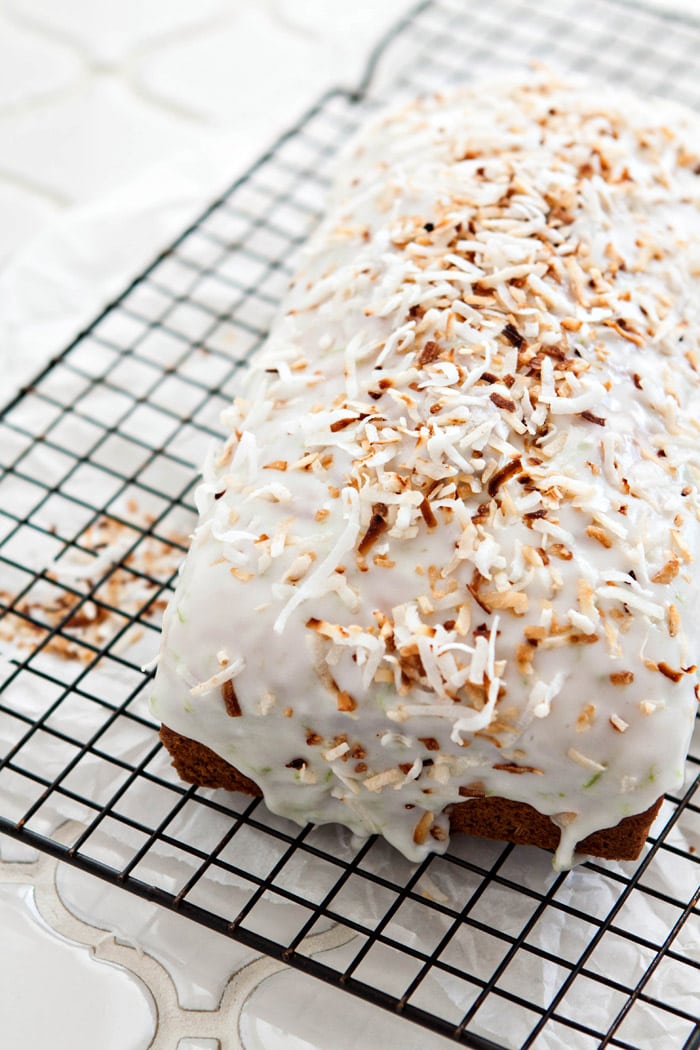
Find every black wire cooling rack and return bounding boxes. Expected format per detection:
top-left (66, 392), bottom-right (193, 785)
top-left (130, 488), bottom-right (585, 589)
top-left (1, 1), bottom-right (699, 1047)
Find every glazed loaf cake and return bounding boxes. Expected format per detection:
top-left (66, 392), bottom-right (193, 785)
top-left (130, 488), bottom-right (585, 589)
top-left (151, 73), bottom-right (700, 869)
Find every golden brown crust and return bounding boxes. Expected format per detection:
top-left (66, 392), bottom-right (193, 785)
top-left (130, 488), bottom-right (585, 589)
top-left (447, 793), bottom-right (662, 861)
top-left (159, 724), bottom-right (662, 862)
top-left (160, 724), bottom-right (260, 795)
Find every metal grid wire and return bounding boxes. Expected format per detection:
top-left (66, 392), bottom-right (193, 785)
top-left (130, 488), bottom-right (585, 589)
top-left (1, 0), bottom-right (699, 1046)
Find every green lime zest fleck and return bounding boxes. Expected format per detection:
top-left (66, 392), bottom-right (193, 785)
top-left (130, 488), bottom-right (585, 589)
top-left (583, 771), bottom-right (603, 789)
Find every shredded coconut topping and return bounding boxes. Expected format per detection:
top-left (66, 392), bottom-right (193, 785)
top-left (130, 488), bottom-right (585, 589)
top-left (152, 72), bottom-right (700, 871)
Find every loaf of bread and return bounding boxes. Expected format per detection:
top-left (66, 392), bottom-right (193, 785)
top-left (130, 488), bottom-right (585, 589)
top-left (151, 72), bottom-right (700, 869)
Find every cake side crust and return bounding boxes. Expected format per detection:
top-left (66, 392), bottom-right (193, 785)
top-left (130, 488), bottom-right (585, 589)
top-left (159, 724), bottom-right (662, 862)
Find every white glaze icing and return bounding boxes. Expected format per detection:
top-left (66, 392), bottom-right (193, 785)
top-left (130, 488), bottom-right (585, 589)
top-left (150, 72), bottom-right (700, 868)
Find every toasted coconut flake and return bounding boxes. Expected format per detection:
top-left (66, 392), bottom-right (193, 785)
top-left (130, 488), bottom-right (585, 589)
top-left (412, 810), bottom-right (434, 845)
top-left (357, 503), bottom-right (389, 556)
top-left (667, 603), bottom-right (681, 637)
top-left (554, 811), bottom-right (578, 827)
top-left (576, 704), bottom-right (596, 731)
top-left (490, 391), bottom-right (517, 413)
top-left (610, 670), bottom-right (634, 686)
top-left (418, 340), bottom-right (442, 366)
top-left (219, 679), bottom-right (241, 717)
top-left (230, 567), bottom-right (254, 582)
top-left (479, 589), bottom-right (529, 615)
top-left (487, 456), bottom-right (523, 496)
top-left (492, 762), bottom-right (544, 775)
top-left (580, 410), bottom-right (606, 427)
top-left (567, 748), bottom-right (606, 773)
top-left (609, 714), bottom-right (629, 733)
top-left (283, 552), bottom-right (316, 584)
top-left (671, 528), bottom-right (692, 562)
top-left (586, 524), bottom-right (612, 549)
top-left (337, 691), bottom-right (358, 712)
top-left (657, 661), bottom-right (684, 683)
top-left (652, 554), bottom-right (680, 584)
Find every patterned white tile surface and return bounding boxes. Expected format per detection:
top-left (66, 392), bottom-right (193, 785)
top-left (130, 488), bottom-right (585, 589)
top-left (57, 863), bottom-right (261, 1011)
top-left (0, 178), bottom-right (59, 268)
top-left (0, 11), bottom-right (82, 111)
top-left (0, 1), bottom-right (698, 1048)
top-left (239, 964), bottom-right (457, 1050)
top-left (4, 0), bottom-right (230, 65)
top-left (0, 879), bottom-right (156, 1049)
top-left (135, 2), bottom-right (392, 127)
